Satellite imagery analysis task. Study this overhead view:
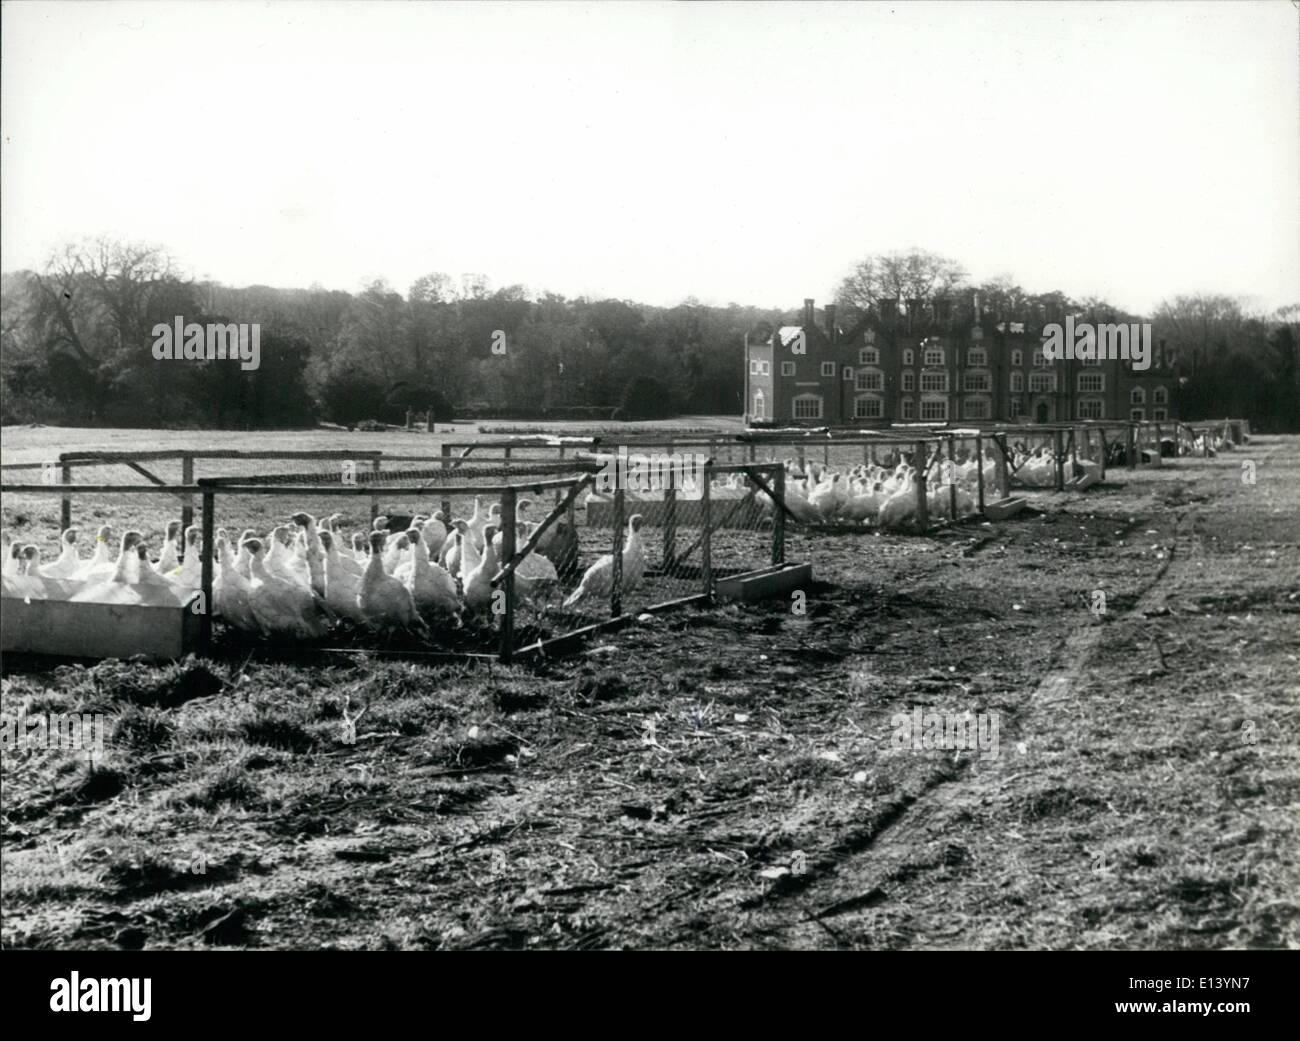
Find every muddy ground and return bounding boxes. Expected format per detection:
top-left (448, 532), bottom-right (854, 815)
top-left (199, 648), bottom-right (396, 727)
top-left (2, 435), bottom-right (1297, 949)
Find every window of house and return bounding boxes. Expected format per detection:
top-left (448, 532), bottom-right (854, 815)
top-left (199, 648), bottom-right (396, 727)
top-left (923, 346), bottom-right (945, 366)
top-left (843, 366), bottom-right (854, 381)
top-left (820, 362), bottom-right (836, 377)
top-left (963, 399), bottom-right (991, 420)
top-left (1032, 348), bottom-right (1050, 368)
top-left (964, 371), bottom-right (990, 392)
top-left (901, 371), bottom-right (915, 392)
top-left (760, 361), bottom-right (769, 375)
top-left (920, 399), bottom-right (948, 422)
top-left (750, 360), bottom-right (760, 374)
top-left (1008, 397), bottom-right (1023, 419)
top-left (1029, 372), bottom-right (1056, 393)
top-left (902, 348), bottom-right (914, 366)
top-left (753, 390), bottom-right (765, 419)
top-left (1130, 387), bottom-right (1145, 404)
top-left (967, 348), bottom-right (988, 367)
top-left (1077, 398), bottom-right (1104, 419)
top-left (1152, 408), bottom-right (1167, 421)
top-left (780, 361), bottom-right (795, 377)
top-left (793, 394), bottom-right (823, 420)
top-left (854, 396), bottom-right (883, 419)
top-left (1011, 349), bottom-right (1023, 367)
top-left (859, 347), bottom-right (879, 365)
top-left (1078, 372), bottom-right (1104, 393)
top-left (1010, 371), bottom-right (1024, 392)
top-left (920, 372), bottom-right (949, 392)
top-left (1153, 387), bottom-right (1168, 404)
top-left (855, 370), bottom-right (883, 391)
top-left (900, 398), bottom-right (916, 420)
top-left (1130, 408), bottom-right (1144, 422)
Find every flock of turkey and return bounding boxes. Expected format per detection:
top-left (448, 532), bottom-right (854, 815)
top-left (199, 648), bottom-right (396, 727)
top-left (2, 445), bottom-right (1105, 641)
top-left (2, 498), bottom-right (652, 641)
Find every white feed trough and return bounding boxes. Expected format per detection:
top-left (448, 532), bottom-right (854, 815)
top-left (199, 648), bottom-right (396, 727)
top-left (0, 592), bottom-right (202, 660)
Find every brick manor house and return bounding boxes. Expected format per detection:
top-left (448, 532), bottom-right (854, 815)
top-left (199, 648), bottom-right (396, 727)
top-left (745, 297), bottom-right (1178, 426)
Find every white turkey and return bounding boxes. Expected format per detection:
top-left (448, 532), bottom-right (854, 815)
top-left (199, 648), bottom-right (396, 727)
top-left (246, 537), bottom-right (332, 639)
top-left (317, 530), bottom-right (367, 624)
top-left (358, 531), bottom-right (429, 636)
top-left (41, 528), bottom-right (83, 579)
top-left (563, 514), bottom-right (646, 609)
top-left (214, 537), bottom-right (258, 633)
top-left (463, 524), bottom-right (500, 615)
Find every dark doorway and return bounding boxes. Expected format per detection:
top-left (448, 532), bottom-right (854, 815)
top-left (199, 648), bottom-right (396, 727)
top-left (1036, 401), bottom-right (1049, 424)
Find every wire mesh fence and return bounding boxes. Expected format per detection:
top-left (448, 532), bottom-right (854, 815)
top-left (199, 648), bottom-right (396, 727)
top-left (1, 458), bottom-right (791, 663)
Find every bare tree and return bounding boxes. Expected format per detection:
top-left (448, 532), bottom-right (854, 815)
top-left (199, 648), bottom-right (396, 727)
top-left (834, 248), bottom-right (967, 315)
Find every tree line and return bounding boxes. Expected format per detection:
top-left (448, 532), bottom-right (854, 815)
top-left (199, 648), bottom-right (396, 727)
top-left (2, 240), bottom-right (1296, 431)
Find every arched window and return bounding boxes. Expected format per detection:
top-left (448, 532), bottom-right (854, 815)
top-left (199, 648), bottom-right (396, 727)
top-left (1153, 386), bottom-right (1168, 404)
top-left (859, 347), bottom-right (879, 365)
top-left (1130, 387), bottom-right (1145, 404)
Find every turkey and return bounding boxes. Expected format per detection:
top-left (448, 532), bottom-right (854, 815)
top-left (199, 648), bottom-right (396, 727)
top-left (404, 532), bottom-right (461, 621)
top-left (174, 527), bottom-right (204, 587)
top-left (358, 532), bottom-right (429, 636)
top-left (290, 512), bottom-right (327, 596)
top-left (317, 531), bottom-right (367, 624)
top-left (563, 514), bottom-right (646, 609)
top-left (70, 525), bottom-right (122, 582)
top-left (157, 520), bottom-right (183, 574)
top-left (41, 528), bottom-right (83, 579)
top-left (70, 532), bottom-right (149, 604)
top-left (214, 537), bottom-right (258, 632)
top-left (246, 537), bottom-right (332, 639)
top-left (463, 524), bottom-right (500, 614)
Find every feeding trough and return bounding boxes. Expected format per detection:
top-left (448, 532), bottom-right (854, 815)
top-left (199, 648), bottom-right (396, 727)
top-left (1, 593), bottom-right (203, 661)
top-left (715, 562), bottom-right (812, 603)
top-left (983, 496), bottom-right (1028, 521)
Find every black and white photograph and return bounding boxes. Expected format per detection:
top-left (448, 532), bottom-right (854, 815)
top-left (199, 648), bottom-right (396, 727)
top-left (1, 0), bottom-right (1297, 994)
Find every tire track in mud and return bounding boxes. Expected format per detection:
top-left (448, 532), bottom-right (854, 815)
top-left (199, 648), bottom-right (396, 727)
top-left (743, 490), bottom-right (1208, 947)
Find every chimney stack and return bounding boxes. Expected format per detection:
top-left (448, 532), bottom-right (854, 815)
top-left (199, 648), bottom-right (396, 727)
top-left (825, 304), bottom-right (837, 343)
top-left (803, 298), bottom-right (815, 330)
top-left (880, 297), bottom-right (898, 320)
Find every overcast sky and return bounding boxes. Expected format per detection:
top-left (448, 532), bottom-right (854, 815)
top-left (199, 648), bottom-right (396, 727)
top-left (2, 1), bottom-right (1296, 313)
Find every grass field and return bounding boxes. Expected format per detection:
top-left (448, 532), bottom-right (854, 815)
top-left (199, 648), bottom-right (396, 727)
top-left (2, 426), bottom-right (1298, 949)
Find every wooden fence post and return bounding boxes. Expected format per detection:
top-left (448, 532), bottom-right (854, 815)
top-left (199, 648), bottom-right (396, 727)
top-left (975, 435), bottom-right (985, 514)
top-left (499, 487), bottom-right (516, 662)
top-left (1127, 424), bottom-right (1137, 470)
top-left (59, 455), bottom-right (72, 533)
top-left (1053, 428), bottom-right (1065, 490)
top-left (993, 434), bottom-right (1009, 499)
top-left (772, 465), bottom-right (785, 565)
top-left (181, 454), bottom-right (194, 533)
top-left (947, 434), bottom-right (957, 519)
top-left (915, 440), bottom-right (929, 531)
top-left (440, 444), bottom-right (452, 522)
top-left (199, 491), bottom-right (215, 653)
top-left (369, 458), bottom-right (381, 522)
top-left (701, 463), bottom-right (713, 595)
top-left (663, 463), bottom-right (677, 572)
top-left (611, 484), bottom-right (625, 618)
